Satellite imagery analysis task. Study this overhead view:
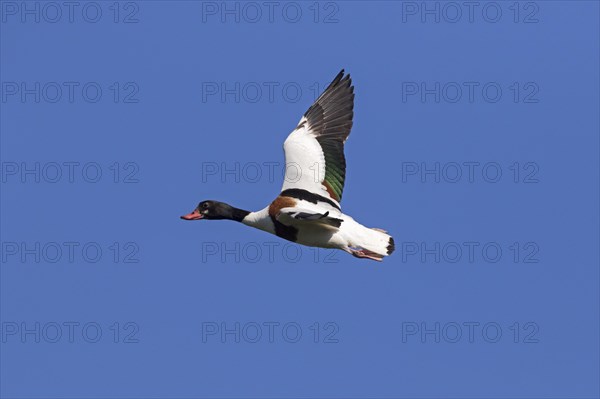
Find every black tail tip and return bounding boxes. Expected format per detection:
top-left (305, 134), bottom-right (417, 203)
top-left (387, 237), bottom-right (395, 255)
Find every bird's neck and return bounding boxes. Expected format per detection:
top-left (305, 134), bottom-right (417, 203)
top-left (228, 206), bottom-right (251, 222)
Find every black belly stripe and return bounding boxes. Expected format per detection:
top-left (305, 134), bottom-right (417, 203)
top-left (280, 188), bottom-right (341, 211)
top-left (270, 216), bottom-right (298, 242)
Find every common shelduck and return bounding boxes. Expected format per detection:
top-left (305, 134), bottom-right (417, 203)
top-left (181, 70), bottom-right (395, 261)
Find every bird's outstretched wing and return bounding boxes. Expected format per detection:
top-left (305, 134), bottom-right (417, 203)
top-left (279, 70), bottom-right (354, 209)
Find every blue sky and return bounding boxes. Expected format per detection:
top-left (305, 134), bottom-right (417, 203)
top-left (1, 1), bottom-right (599, 398)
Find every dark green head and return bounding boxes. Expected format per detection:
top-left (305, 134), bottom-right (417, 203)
top-left (180, 200), bottom-right (249, 222)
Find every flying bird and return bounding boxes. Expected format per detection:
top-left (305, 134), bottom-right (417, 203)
top-left (181, 70), bottom-right (394, 261)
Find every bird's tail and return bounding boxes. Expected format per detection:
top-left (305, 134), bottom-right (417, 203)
top-left (347, 223), bottom-right (395, 260)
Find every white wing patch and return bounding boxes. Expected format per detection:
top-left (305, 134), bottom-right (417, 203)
top-left (280, 120), bottom-right (336, 205)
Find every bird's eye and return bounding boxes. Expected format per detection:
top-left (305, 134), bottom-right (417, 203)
top-left (203, 203), bottom-right (208, 208)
